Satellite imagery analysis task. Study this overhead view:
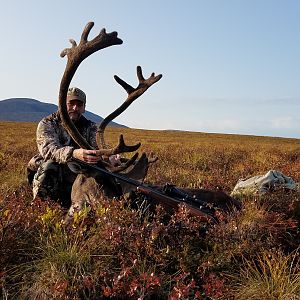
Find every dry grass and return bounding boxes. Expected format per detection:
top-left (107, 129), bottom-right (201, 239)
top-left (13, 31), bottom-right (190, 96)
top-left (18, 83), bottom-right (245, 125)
top-left (232, 249), bottom-right (300, 300)
top-left (0, 122), bottom-right (37, 192)
top-left (104, 126), bottom-right (300, 190)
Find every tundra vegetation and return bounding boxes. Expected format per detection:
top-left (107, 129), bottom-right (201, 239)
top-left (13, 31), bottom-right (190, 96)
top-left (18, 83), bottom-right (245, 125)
top-left (0, 121), bottom-right (300, 299)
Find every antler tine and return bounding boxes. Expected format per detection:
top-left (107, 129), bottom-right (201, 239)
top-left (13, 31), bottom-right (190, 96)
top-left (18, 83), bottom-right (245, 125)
top-left (80, 22), bottom-right (94, 43)
top-left (98, 66), bottom-right (163, 148)
top-left (148, 152), bottom-right (159, 164)
top-left (95, 134), bottom-right (141, 156)
top-left (113, 134), bottom-right (141, 154)
top-left (58, 22), bottom-right (123, 150)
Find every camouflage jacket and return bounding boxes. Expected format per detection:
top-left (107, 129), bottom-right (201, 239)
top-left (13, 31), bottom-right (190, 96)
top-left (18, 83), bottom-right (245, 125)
top-left (28, 111), bottom-right (98, 171)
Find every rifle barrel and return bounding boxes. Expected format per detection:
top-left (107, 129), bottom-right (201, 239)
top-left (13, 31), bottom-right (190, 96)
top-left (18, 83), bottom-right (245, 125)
top-left (71, 158), bottom-right (142, 187)
top-left (70, 158), bottom-right (217, 223)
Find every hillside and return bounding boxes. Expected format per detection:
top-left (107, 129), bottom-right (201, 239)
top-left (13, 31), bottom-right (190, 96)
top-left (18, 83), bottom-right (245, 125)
top-left (0, 98), bottom-right (126, 127)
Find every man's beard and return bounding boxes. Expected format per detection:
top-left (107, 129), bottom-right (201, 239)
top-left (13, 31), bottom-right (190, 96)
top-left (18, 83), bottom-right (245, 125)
top-left (68, 112), bottom-right (81, 122)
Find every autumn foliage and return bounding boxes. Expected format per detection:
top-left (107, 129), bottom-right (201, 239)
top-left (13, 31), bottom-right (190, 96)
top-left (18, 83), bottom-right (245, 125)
top-left (0, 121), bottom-right (300, 299)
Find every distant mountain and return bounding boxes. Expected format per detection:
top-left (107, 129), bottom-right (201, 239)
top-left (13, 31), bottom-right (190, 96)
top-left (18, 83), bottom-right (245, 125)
top-left (0, 98), bottom-right (126, 127)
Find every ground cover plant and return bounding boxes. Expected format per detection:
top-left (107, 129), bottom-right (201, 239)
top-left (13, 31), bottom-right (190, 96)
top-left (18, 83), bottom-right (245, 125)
top-left (0, 121), bottom-right (299, 299)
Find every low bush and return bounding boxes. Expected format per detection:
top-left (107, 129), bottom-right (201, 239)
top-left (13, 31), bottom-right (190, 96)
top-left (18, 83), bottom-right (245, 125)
top-left (0, 122), bottom-right (299, 299)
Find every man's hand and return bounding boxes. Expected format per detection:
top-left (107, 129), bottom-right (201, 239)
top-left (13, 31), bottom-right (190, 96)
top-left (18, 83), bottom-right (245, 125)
top-left (72, 149), bottom-right (103, 164)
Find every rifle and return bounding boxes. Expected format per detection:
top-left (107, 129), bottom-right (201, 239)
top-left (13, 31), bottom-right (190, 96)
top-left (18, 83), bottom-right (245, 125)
top-left (69, 158), bottom-right (217, 223)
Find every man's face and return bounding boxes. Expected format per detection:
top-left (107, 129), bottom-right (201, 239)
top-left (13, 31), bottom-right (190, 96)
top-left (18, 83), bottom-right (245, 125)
top-left (67, 99), bottom-right (85, 122)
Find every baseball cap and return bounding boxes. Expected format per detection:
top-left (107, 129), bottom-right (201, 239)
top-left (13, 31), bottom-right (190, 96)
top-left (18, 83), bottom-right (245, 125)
top-left (67, 87), bottom-right (86, 104)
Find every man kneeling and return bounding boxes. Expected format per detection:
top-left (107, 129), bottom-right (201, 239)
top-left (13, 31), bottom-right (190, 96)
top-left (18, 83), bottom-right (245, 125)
top-left (27, 87), bottom-right (104, 207)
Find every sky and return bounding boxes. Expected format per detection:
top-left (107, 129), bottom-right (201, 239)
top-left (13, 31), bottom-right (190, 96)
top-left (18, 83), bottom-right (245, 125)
top-left (1, 0), bottom-right (299, 139)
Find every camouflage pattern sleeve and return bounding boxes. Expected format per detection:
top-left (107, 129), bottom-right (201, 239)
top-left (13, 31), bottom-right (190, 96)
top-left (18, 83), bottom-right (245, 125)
top-left (87, 122), bottom-right (99, 149)
top-left (36, 118), bottom-right (74, 164)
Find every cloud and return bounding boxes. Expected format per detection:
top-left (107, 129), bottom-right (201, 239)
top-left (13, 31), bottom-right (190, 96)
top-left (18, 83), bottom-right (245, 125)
top-left (183, 119), bottom-right (243, 134)
top-left (262, 97), bottom-right (300, 106)
top-left (186, 116), bottom-right (300, 138)
top-left (202, 119), bottom-right (241, 131)
top-left (270, 116), bottom-right (295, 129)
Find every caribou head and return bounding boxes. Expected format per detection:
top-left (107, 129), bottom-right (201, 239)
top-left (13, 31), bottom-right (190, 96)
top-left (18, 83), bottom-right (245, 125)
top-left (58, 22), bottom-right (162, 218)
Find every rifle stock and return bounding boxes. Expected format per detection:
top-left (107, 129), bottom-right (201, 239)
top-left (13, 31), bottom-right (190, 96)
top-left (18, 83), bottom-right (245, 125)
top-left (70, 158), bottom-right (217, 223)
top-left (136, 185), bottom-right (216, 223)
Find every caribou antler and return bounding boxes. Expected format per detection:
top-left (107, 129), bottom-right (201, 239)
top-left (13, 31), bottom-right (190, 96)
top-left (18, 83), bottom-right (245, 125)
top-left (59, 21), bottom-right (162, 175)
top-left (98, 66), bottom-right (163, 148)
top-left (59, 22), bottom-right (122, 150)
top-left (58, 22), bottom-right (142, 158)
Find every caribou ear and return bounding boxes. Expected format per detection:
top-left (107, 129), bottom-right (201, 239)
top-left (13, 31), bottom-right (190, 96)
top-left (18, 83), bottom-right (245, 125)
top-left (67, 161), bottom-right (88, 174)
